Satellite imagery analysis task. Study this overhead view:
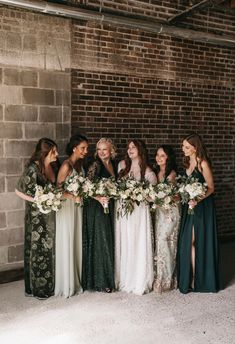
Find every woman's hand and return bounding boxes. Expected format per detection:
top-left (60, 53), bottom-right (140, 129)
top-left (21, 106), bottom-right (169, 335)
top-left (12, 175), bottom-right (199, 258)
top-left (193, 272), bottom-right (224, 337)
top-left (95, 196), bottom-right (109, 206)
top-left (188, 199), bottom-right (197, 209)
top-left (74, 196), bottom-right (81, 204)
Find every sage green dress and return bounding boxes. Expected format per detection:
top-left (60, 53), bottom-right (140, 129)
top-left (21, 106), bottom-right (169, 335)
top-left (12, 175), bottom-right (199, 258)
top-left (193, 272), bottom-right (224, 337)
top-left (82, 159), bottom-right (117, 291)
top-left (17, 162), bottom-right (55, 298)
top-left (177, 169), bottom-right (219, 293)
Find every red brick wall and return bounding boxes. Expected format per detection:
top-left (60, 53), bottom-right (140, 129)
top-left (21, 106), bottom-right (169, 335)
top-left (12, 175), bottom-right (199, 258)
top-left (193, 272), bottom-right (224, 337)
top-left (71, 20), bottom-right (235, 237)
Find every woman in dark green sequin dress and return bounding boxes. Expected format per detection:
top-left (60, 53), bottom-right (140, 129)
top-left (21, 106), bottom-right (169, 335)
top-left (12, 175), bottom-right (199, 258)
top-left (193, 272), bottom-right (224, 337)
top-left (15, 138), bottom-right (58, 299)
top-left (82, 138), bottom-right (118, 292)
top-left (177, 133), bottom-right (219, 294)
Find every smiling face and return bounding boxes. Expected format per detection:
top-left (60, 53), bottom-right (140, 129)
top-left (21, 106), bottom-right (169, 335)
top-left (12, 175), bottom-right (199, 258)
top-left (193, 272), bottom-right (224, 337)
top-left (127, 141), bottom-right (139, 160)
top-left (97, 142), bottom-right (111, 161)
top-left (74, 141), bottom-right (88, 159)
top-left (155, 148), bottom-right (168, 167)
top-left (182, 139), bottom-right (196, 157)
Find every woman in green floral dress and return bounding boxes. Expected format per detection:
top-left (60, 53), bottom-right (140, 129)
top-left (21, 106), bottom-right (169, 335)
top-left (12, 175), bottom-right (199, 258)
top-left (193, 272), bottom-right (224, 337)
top-left (15, 138), bottom-right (58, 299)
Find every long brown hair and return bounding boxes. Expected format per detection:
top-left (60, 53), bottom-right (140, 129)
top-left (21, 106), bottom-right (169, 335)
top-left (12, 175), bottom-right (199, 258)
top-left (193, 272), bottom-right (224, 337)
top-left (119, 139), bottom-right (149, 181)
top-left (183, 132), bottom-right (212, 169)
top-left (29, 137), bottom-right (57, 174)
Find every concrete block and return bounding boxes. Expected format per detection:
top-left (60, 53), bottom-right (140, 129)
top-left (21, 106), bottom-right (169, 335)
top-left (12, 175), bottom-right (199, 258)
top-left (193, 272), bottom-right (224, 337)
top-left (8, 244), bottom-right (24, 263)
top-left (39, 71), bottom-right (70, 90)
top-left (62, 106), bottom-right (71, 123)
top-left (20, 52), bottom-right (44, 70)
top-left (55, 90), bottom-right (70, 106)
top-left (0, 212), bottom-right (6, 229)
top-left (5, 141), bottom-right (36, 158)
top-left (23, 88), bottom-right (54, 105)
top-left (6, 176), bottom-right (19, 192)
top-left (0, 68), bottom-right (2, 84)
top-left (57, 140), bottom-right (67, 157)
top-left (0, 247), bottom-right (8, 265)
top-left (7, 210), bottom-right (24, 228)
top-left (0, 141), bottom-right (3, 157)
top-left (0, 105), bottom-right (3, 121)
top-left (0, 193), bottom-right (24, 211)
top-left (21, 71), bottom-right (38, 87)
top-left (56, 123), bottom-right (70, 140)
top-left (0, 123), bottom-right (23, 139)
top-left (6, 32), bottom-right (22, 51)
top-left (4, 68), bottom-right (20, 85)
top-left (0, 158), bottom-right (23, 174)
top-left (0, 85), bottom-right (21, 105)
top-left (23, 35), bottom-right (37, 52)
top-left (39, 106), bottom-right (62, 122)
top-left (0, 227), bottom-right (23, 246)
top-left (0, 176), bottom-right (5, 193)
top-left (5, 105), bottom-right (38, 122)
top-left (24, 123), bottom-right (55, 139)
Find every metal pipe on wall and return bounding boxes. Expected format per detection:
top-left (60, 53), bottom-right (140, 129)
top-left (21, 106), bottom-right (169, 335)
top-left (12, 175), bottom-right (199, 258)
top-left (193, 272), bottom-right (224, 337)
top-left (0, 0), bottom-right (234, 48)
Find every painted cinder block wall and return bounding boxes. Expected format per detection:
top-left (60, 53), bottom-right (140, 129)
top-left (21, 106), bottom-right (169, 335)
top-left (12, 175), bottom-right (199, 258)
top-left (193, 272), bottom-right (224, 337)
top-left (0, 6), bottom-right (71, 272)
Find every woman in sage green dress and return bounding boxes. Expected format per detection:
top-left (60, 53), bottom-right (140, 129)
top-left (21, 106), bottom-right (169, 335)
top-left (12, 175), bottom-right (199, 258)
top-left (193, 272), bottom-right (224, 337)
top-left (82, 138), bottom-right (118, 292)
top-left (15, 138), bottom-right (58, 299)
top-left (55, 134), bottom-right (88, 297)
top-left (177, 132), bottom-right (219, 294)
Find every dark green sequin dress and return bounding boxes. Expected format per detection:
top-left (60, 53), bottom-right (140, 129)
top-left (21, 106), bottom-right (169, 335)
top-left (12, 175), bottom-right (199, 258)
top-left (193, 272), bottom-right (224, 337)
top-left (177, 169), bottom-right (219, 293)
top-left (82, 159), bottom-right (117, 291)
top-left (17, 162), bottom-right (55, 298)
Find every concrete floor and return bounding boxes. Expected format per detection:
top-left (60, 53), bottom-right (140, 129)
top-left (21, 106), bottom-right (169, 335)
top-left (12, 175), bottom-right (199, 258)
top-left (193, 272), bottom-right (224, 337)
top-left (0, 242), bottom-right (234, 344)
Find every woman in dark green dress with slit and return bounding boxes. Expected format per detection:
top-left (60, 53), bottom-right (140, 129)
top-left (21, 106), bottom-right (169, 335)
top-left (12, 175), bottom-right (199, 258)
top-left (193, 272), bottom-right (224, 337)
top-left (82, 138), bottom-right (117, 292)
top-left (15, 138), bottom-right (58, 299)
top-left (178, 132), bottom-right (219, 294)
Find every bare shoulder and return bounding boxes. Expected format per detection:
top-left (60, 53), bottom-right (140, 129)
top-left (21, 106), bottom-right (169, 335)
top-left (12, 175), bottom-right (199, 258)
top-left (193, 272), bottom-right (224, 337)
top-left (200, 160), bottom-right (211, 172)
top-left (118, 160), bottom-right (126, 170)
top-left (167, 170), bottom-right (177, 182)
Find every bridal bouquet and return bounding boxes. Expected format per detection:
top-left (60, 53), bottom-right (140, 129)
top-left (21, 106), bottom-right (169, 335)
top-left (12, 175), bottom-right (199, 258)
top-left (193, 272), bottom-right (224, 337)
top-left (33, 184), bottom-right (63, 214)
top-left (116, 177), bottom-right (150, 217)
top-left (177, 175), bottom-right (207, 214)
top-left (149, 181), bottom-right (179, 211)
top-left (63, 172), bottom-right (87, 206)
top-left (89, 177), bottom-right (118, 214)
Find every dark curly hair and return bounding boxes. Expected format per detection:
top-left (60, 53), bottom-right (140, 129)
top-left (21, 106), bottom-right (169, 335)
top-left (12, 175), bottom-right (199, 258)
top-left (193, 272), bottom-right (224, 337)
top-left (155, 145), bottom-right (177, 179)
top-left (66, 134), bottom-right (88, 156)
top-left (119, 139), bottom-right (150, 181)
top-left (182, 132), bottom-right (211, 169)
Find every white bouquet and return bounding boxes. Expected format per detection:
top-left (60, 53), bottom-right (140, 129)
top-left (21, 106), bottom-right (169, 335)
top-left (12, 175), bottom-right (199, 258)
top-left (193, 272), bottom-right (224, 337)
top-left (116, 177), bottom-right (150, 217)
top-left (63, 172), bottom-right (87, 206)
top-left (149, 181), bottom-right (179, 211)
top-left (89, 177), bottom-right (118, 214)
top-left (177, 175), bottom-right (207, 214)
top-left (33, 184), bottom-right (63, 214)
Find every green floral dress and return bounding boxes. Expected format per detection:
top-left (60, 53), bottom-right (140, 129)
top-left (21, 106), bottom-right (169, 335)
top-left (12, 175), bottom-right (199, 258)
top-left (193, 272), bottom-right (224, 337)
top-left (17, 162), bottom-right (55, 298)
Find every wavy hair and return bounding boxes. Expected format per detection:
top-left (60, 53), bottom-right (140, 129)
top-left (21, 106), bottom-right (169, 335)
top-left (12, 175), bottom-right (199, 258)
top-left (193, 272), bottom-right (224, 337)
top-left (182, 132), bottom-right (212, 169)
top-left (95, 137), bottom-right (117, 159)
top-left (155, 145), bottom-right (177, 178)
top-left (29, 137), bottom-right (57, 174)
top-left (66, 134), bottom-right (88, 156)
top-left (119, 139), bottom-right (149, 181)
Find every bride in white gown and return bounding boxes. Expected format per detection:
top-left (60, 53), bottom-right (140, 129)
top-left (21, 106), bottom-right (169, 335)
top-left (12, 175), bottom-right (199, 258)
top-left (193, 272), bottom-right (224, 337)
top-left (115, 140), bottom-right (157, 295)
top-left (55, 134), bottom-right (88, 297)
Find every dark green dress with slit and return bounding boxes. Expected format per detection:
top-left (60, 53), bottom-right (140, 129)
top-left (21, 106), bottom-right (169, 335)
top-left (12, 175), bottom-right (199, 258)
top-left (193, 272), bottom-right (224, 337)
top-left (17, 162), bottom-right (55, 298)
top-left (177, 169), bottom-right (219, 293)
top-left (82, 159), bottom-right (117, 291)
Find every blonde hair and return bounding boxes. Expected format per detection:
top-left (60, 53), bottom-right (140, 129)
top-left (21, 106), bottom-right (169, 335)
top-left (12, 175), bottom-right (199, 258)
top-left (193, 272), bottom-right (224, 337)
top-left (95, 137), bottom-right (117, 159)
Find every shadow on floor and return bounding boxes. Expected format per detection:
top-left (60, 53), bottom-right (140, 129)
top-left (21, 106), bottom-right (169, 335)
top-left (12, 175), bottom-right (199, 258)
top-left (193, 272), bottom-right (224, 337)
top-left (219, 241), bottom-right (235, 289)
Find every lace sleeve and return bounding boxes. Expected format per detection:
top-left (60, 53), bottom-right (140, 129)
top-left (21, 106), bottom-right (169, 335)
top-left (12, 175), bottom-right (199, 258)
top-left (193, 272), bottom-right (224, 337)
top-left (87, 161), bottom-right (101, 180)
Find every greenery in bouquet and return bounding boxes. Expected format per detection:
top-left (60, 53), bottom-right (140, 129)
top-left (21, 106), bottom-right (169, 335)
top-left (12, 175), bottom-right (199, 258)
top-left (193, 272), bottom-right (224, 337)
top-left (33, 184), bottom-right (63, 214)
top-left (149, 180), bottom-right (179, 211)
top-left (116, 177), bottom-right (150, 218)
top-left (62, 172), bottom-right (87, 206)
top-left (89, 177), bottom-right (118, 214)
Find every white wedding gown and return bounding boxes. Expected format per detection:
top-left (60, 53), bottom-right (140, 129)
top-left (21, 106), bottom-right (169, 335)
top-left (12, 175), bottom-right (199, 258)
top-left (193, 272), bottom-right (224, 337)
top-left (55, 169), bottom-right (83, 297)
top-left (115, 164), bottom-right (157, 295)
